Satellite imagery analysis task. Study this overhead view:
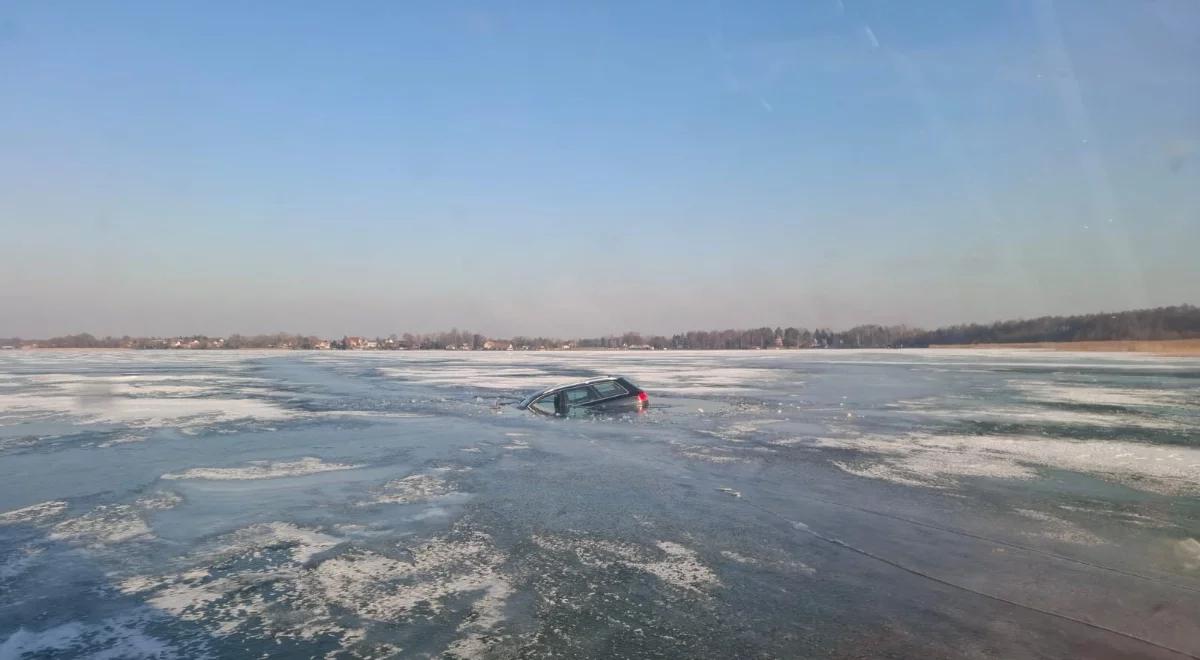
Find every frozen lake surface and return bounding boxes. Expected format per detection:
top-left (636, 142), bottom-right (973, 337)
top-left (1, 349), bottom-right (1198, 658)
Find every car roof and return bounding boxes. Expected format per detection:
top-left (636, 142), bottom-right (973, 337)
top-left (527, 375), bottom-right (627, 398)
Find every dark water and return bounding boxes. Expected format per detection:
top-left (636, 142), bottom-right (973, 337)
top-left (1, 349), bottom-right (1198, 658)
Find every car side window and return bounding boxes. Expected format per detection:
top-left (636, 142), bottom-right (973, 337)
top-left (592, 380), bottom-right (628, 398)
top-left (563, 386), bottom-right (597, 406)
top-left (530, 394), bottom-right (558, 415)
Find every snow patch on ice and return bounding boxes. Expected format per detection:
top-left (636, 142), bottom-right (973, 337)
top-left (0, 500), bottom-right (67, 525)
top-left (362, 472), bottom-right (456, 505)
top-left (135, 491), bottom-right (183, 510)
top-left (1014, 508), bottom-right (1105, 545)
top-left (1014, 381), bottom-right (1189, 408)
top-left (1174, 538), bottom-right (1200, 571)
top-left (18, 493), bottom-right (181, 547)
top-left (532, 534), bottom-right (720, 593)
top-left (0, 373), bottom-right (296, 430)
top-left (702, 419), bottom-right (785, 442)
top-left (830, 460), bottom-right (936, 488)
top-left (675, 444), bottom-right (747, 463)
top-left (913, 403), bottom-right (1183, 430)
top-left (721, 550), bottom-right (757, 564)
top-left (48, 504), bottom-right (153, 546)
top-left (1055, 504), bottom-right (1173, 528)
top-left (767, 437), bottom-right (809, 447)
top-left (162, 456), bottom-right (363, 480)
top-left (813, 433), bottom-right (1200, 495)
top-left (119, 522), bottom-right (513, 656)
top-left (311, 534), bottom-right (512, 645)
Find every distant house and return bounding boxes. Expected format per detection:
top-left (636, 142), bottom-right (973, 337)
top-left (344, 336), bottom-right (367, 350)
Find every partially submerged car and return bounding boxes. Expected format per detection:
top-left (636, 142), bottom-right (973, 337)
top-left (517, 376), bottom-right (648, 417)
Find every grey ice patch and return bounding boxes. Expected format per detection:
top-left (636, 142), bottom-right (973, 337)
top-left (0, 545), bottom-right (44, 582)
top-left (0, 614), bottom-right (178, 659)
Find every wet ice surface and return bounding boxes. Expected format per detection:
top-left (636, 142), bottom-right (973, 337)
top-left (0, 350), bottom-right (1198, 659)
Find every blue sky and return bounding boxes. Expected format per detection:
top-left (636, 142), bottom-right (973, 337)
top-left (2, 1), bottom-right (1197, 337)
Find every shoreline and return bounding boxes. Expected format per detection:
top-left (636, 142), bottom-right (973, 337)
top-left (5, 340), bottom-right (1200, 357)
top-left (928, 338), bottom-right (1200, 357)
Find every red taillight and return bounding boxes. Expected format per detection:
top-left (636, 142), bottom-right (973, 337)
top-left (637, 391), bottom-right (648, 403)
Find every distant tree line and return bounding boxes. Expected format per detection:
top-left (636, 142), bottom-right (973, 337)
top-left (4, 305), bottom-right (1197, 350)
top-left (906, 304), bottom-right (1200, 345)
top-left (638, 305), bottom-right (1200, 349)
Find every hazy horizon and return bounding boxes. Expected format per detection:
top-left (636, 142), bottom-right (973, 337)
top-left (3, 1), bottom-right (1197, 338)
top-left (5, 302), bottom-right (1198, 343)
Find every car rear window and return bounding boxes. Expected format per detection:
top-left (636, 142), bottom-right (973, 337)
top-left (593, 380), bottom-right (628, 398)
